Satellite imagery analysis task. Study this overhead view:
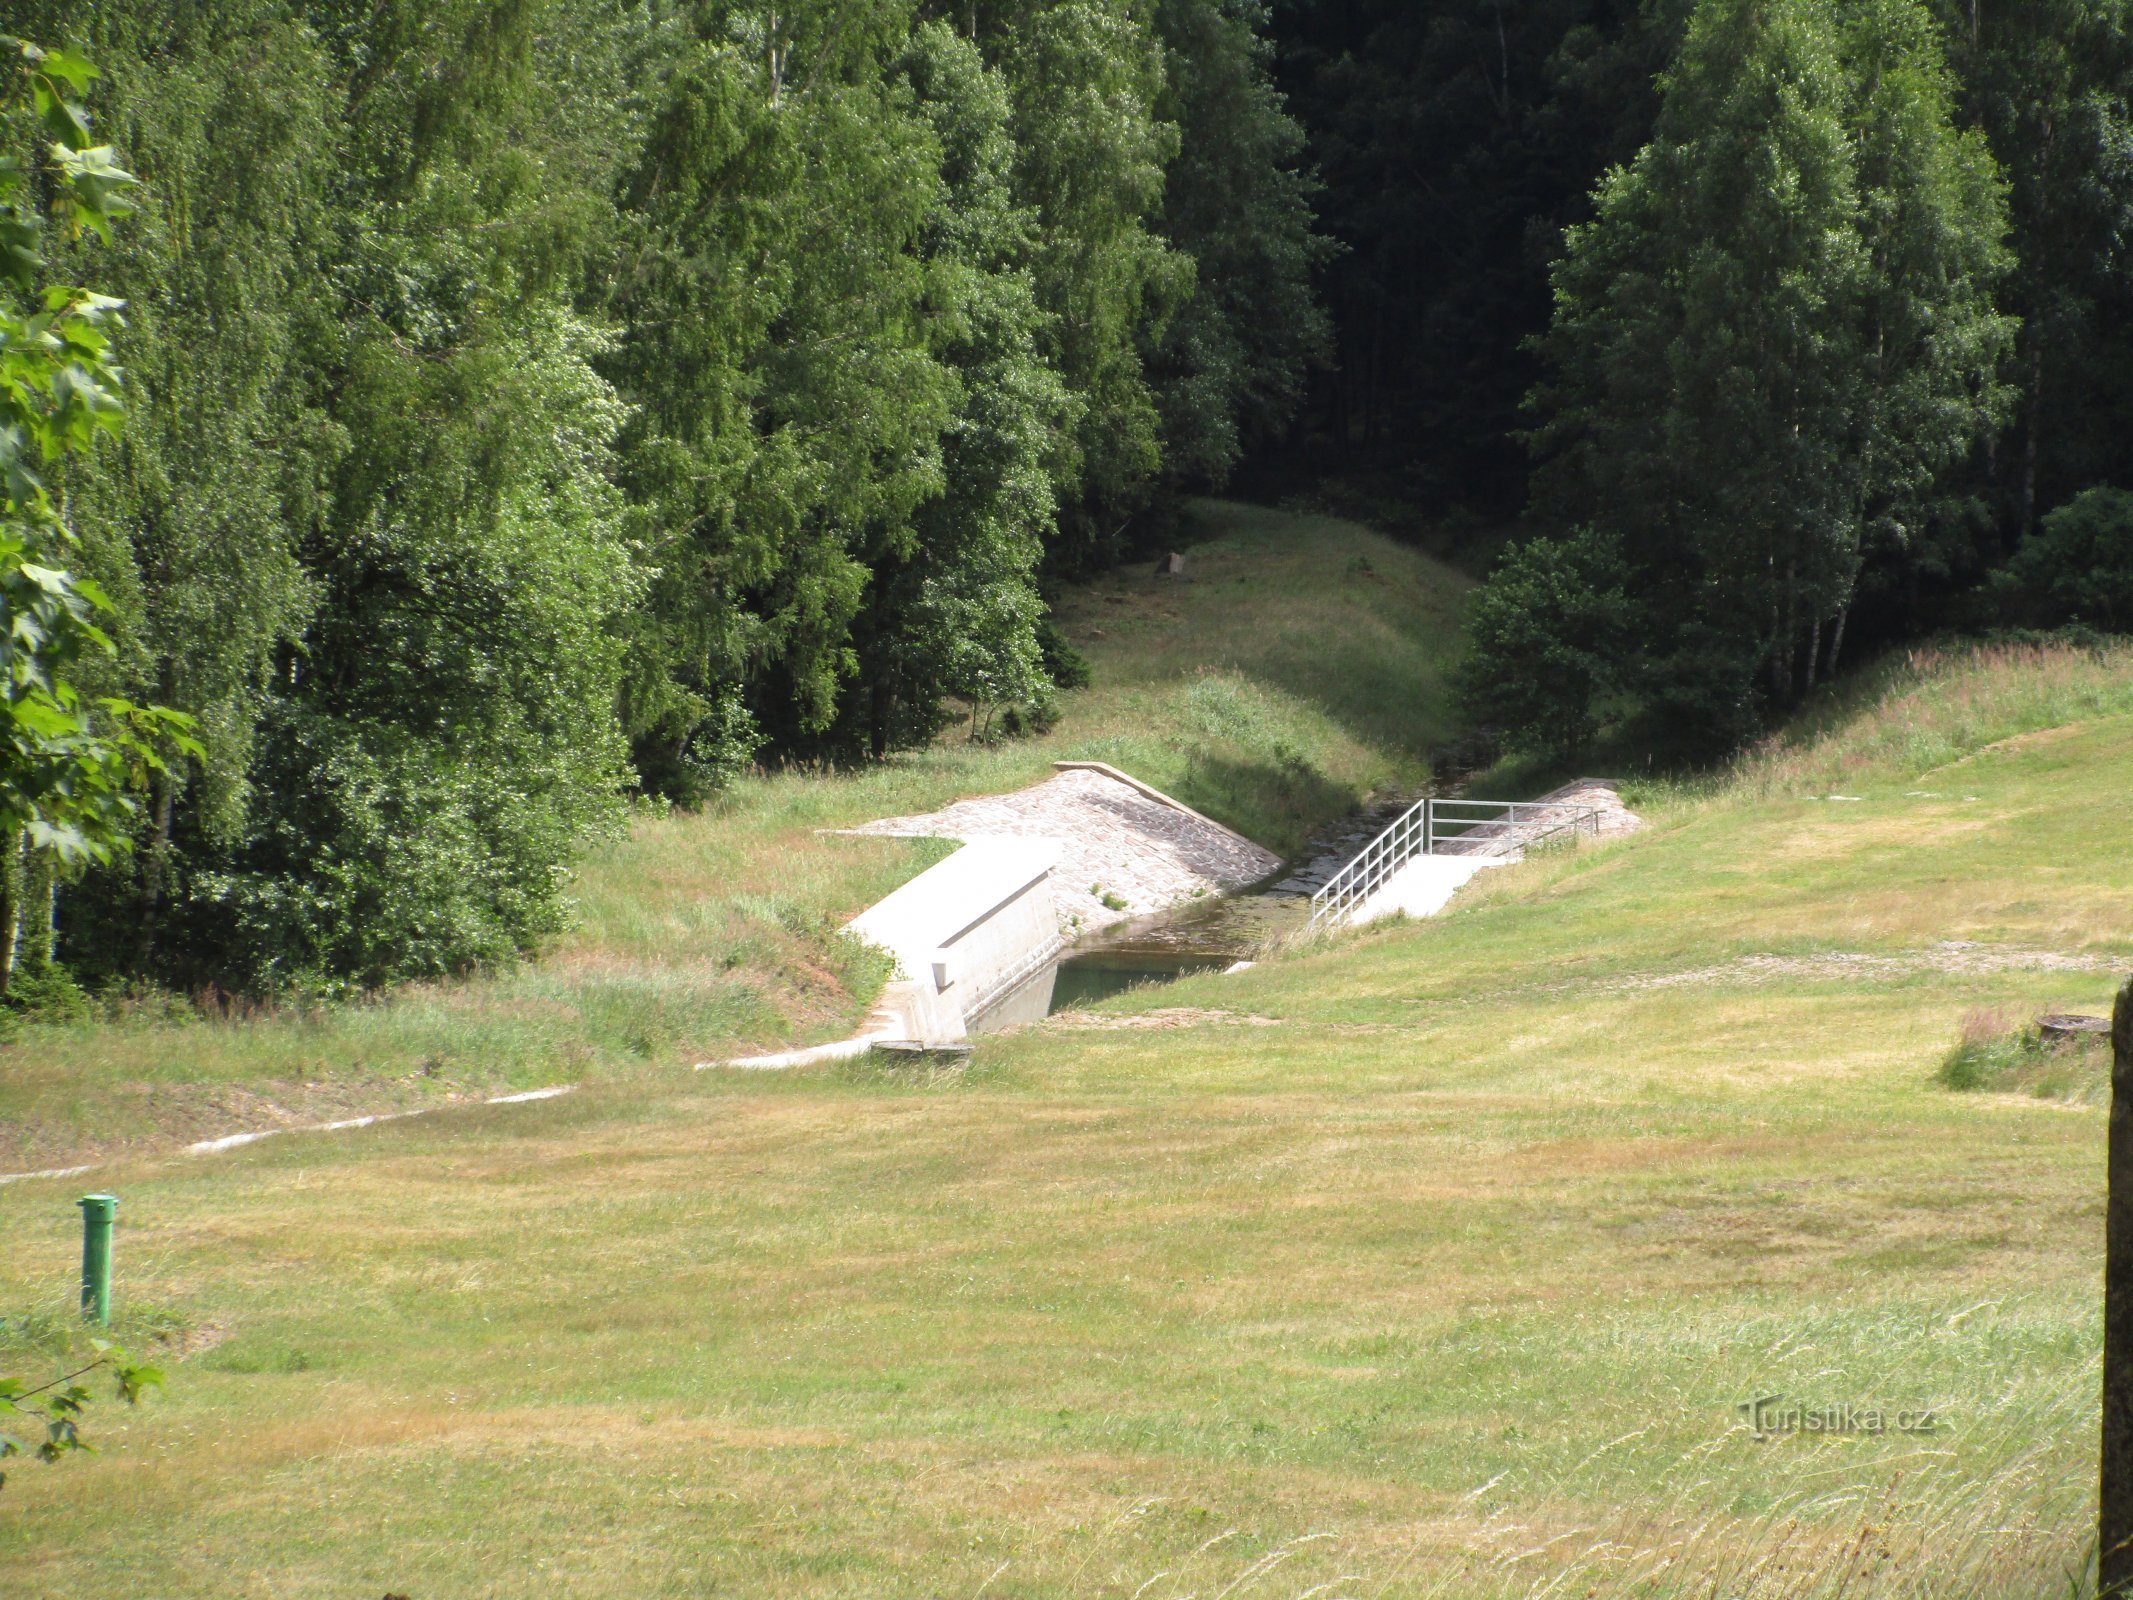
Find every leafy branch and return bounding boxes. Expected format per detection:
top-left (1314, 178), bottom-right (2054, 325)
top-left (0, 37), bottom-right (199, 904)
top-left (0, 1339), bottom-right (164, 1491)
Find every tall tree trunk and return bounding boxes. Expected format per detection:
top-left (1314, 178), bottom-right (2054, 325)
top-left (1825, 605), bottom-right (1849, 681)
top-left (2103, 977), bottom-right (2133, 1595)
top-left (2020, 336), bottom-right (2042, 545)
top-left (136, 771), bottom-right (176, 969)
top-left (1363, 296), bottom-right (1384, 445)
top-left (1490, 1), bottom-right (1511, 118)
top-left (868, 677), bottom-right (891, 762)
top-left (19, 845), bottom-right (54, 976)
top-left (0, 829), bottom-right (21, 999)
top-left (1804, 612), bottom-right (1822, 693)
top-left (1771, 561), bottom-right (1798, 699)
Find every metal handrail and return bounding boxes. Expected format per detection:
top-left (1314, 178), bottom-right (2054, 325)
top-left (1305, 794), bottom-right (1430, 931)
top-left (1425, 799), bottom-right (1600, 858)
top-left (1305, 798), bottom-right (1602, 931)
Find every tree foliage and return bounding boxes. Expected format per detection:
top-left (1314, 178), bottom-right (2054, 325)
top-left (1278, 0), bottom-right (2132, 762)
top-left (993, 0), bottom-right (1192, 569)
top-left (0, 1340), bottom-right (162, 1490)
top-left (609, 1), bottom-right (959, 784)
top-left (1, 1), bottom-right (1322, 992)
top-left (0, 34), bottom-right (196, 997)
top-left (1475, 0), bottom-right (2013, 755)
top-left (1455, 531), bottom-right (1630, 760)
top-left (1931, 0), bottom-right (2133, 542)
top-left (1148, 0), bottom-right (1331, 486)
top-left (1271, 0), bottom-right (1681, 506)
top-left (840, 21), bottom-right (1069, 756)
top-left (2002, 485), bottom-right (2133, 632)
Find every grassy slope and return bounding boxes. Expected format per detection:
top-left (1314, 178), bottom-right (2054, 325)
top-left (0, 499), bottom-right (1468, 1167)
top-left (0, 641), bottom-right (2125, 1597)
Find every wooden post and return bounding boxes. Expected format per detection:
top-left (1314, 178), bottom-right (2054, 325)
top-left (2104, 977), bottom-right (2133, 1595)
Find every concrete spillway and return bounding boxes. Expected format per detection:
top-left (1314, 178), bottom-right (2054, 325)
top-left (714, 837), bottom-right (1064, 1067)
top-left (714, 762), bottom-right (1283, 1067)
top-left (1348, 853), bottom-right (1513, 924)
top-left (845, 836), bottom-right (1065, 1043)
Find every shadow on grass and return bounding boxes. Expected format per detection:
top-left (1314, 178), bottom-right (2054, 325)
top-left (1170, 501), bottom-right (1472, 770)
top-left (1166, 750), bottom-right (1361, 860)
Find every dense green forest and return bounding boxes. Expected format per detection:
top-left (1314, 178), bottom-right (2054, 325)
top-left (1, 0), bottom-right (2129, 997)
top-left (1270, 0), bottom-right (2133, 754)
top-left (0, 1), bottom-right (1324, 994)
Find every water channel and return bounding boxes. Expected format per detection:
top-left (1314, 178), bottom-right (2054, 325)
top-left (963, 786), bottom-right (1436, 1035)
top-left (967, 877), bottom-right (1309, 1034)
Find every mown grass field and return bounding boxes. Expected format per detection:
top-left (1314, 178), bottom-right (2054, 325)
top-left (0, 500), bottom-right (1467, 1169)
top-left (0, 632), bottom-right (2126, 1595)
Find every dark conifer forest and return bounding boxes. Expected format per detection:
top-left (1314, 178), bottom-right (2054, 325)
top-left (1, 0), bottom-right (2129, 993)
top-left (1271, 0), bottom-right (2133, 753)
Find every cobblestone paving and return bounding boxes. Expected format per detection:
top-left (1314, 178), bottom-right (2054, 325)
top-left (845, 766), bottom-right (1282, 938)
top-left (1265, 795), bottom-right (1418, 897)
top-left (1536, 777), bottom-right (1644, 835)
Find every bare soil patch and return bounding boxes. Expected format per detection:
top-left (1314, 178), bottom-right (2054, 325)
top-left (1044, 1006), bottom-right (1281, 1031)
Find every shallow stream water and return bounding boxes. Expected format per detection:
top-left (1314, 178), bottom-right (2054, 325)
top-left (968, 861), bottom-right (1317, 1033)
top-left (965, 788), bottom-right (1431, 1034)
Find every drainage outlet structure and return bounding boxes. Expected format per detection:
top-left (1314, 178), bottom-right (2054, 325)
top-left (844, 836), bottom-right (1066, 1045)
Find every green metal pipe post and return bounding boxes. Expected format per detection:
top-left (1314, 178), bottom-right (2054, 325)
top-left (77, 1193), bottom-right (116, 1326)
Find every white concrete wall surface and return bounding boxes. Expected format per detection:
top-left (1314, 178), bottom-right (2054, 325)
top-left (845, 837), bottom-right (1064, 1042)
top-left (1350, 853), bottom-right (1511, 925)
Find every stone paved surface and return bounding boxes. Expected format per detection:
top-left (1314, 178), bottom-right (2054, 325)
top-left (1430, 778), bottom-right (1643, 857)
top-left (1539, 777), bottom-right (1643, 834)
top-left (846, 766), bottom-right (1282, 939)
top-left (1265, 793), bottom-right (1418, 897)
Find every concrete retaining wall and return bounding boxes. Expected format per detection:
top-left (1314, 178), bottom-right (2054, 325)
top-left (845, 838), bottom-right (1063, 1044)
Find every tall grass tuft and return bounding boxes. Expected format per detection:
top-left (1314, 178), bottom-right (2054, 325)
top-left (1939, 1006), bottom-right (2019, 1089)
top-left (1073, 1312), bottom-right (2095, 1599)
top-left (1938, 1004), bottom-right (2110, 1103)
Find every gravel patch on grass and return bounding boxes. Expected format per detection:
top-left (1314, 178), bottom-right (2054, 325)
top-left (1043, 1006), bottom-right (1282, 1031)
top-left (1573, 941), bottom-right (2121, 997)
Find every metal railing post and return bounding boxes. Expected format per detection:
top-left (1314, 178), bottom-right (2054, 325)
top-left (1312, 790), bottom-right (1607, 930)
